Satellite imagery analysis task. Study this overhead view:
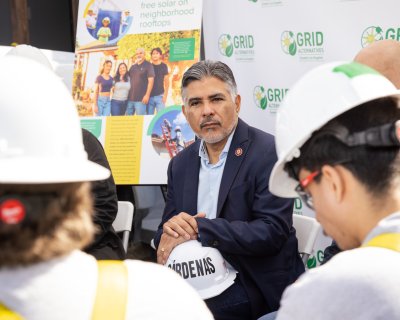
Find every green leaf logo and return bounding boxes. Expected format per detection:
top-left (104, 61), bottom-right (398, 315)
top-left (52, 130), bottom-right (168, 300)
top-left (226, 44), bottom-right (234, 57)
top-left (253, 86), bottom-right (268, 110)
top-left (281, 30), bottom-right (297, 56)
top-left (289, 42), bottom-right (297, 56)
top-left (361, 26), bottom-right (383, 48)
top-left (218, 34), bottom-right (234, 57)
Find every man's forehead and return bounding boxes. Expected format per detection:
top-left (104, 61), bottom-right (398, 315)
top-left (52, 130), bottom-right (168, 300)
top-left (186, 77), bottom-right (231, 97)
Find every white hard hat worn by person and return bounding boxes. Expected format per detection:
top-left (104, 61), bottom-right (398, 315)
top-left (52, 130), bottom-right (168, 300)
top-left (269, 61), bottom-right (400, 197)
top-left (0, 56), bottom-right (214, 320)
top-left (165, 240), bottom-right (237, 299)
top-left (6, 44), bottom-right (53, 71)
top-left (0, 55), bottom-right (109, 184)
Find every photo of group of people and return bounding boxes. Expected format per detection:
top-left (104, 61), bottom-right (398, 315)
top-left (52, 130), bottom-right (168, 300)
top-left (73, 30), bottom-right (199, 118)
top-left (90, 47), bottom-right (168, 116)
top-left (84, 0), bottom-right (132, 43)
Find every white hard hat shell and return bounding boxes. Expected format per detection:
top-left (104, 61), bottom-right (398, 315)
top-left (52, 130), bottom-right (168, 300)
top-left (7, 44), bottom-right (53, 71)
top-left (0, 56), bottom-right (110, 183)
top-left (165, 240), bottom-right (237, 299)
top-left (269, 61), bottom-right (400, 198)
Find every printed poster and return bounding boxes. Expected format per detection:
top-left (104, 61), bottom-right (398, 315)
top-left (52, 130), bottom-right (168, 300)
top-left (74, 0), bottom-right (202, 184)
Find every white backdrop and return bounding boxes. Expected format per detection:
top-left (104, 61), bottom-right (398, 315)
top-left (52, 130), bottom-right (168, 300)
top-left (203, 0), bottom-right (400, 267)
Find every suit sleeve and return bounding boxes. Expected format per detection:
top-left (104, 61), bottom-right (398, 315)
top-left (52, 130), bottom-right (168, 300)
top-left (196, 141), bottom-right (294, 256)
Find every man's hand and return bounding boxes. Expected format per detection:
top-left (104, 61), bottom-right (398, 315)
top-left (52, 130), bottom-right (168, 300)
top-left (157, 233), bottom-right (187, 264)
top-left (163, 212), bottom-right (206, 240)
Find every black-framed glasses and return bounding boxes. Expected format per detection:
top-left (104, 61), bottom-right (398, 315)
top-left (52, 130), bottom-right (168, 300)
top-left (295, 170), bottom-right (321, 209)
top-left (292, 159), bottom-right (351, 210)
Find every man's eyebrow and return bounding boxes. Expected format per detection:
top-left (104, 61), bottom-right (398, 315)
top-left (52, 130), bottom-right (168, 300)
top-left (187, 97), bottom-right (202, 104)
top-left (187, 93), bottom-right (226, 104)
top-left (208, 93), bottom-right (225, 99)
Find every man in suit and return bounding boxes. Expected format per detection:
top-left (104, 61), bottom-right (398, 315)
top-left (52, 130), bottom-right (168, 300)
top-left (154, 60), bottom-right (304, 320)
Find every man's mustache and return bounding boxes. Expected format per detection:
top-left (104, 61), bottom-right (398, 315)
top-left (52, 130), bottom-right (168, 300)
top-left (200, 117), bottom-right (221, 129)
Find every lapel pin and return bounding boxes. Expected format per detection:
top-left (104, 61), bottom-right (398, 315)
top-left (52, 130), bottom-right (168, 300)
top-left (235, 147), bottom-right (243, 157)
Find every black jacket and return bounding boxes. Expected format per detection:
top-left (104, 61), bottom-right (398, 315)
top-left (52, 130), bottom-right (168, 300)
top-left (82, 129), bottom-right (125, 260)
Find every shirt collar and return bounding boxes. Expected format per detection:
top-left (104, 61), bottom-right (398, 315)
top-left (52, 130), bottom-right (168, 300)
top-left (198, 128), bottom-right (236, 163)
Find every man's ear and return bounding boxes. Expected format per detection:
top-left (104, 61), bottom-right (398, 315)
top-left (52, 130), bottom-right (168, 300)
top-left (182, 105), bottom-right (187, 119)
top-left (235, 94), bottom-right (241, 114)
top-left (321, 165), bottom-right (346, 204)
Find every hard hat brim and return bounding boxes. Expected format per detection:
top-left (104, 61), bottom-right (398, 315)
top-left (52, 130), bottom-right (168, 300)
top-left (197, 268), bottom-right (237, 300)
top-left (0, 158), bottom-right (110, 184)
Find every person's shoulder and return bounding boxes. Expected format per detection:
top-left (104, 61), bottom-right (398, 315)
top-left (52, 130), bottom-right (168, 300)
top-left (144, 60), bottom-right (153, 68)
top-left (277, 249), bottom-right (400, 320)
top-left (124, 260), bottom-right (213, 319)
top-left (161, 62), bottom-right (169, 71)
top-left (247, 123), bottom-right (274, 143)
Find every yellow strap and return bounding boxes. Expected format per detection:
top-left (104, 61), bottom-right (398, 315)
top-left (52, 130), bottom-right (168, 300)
top-left (0, 304), bottom-right (24, 320)
top-left (92, 261), bottom-right (128, 320)
top-left (364, 233), bottom-right (400, 252)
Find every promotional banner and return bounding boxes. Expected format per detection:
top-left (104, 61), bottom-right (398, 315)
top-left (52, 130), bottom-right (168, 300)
top-left (203, 0), bottom-right (400, 266)
top-left (74, 0), bottom-right (202, 184)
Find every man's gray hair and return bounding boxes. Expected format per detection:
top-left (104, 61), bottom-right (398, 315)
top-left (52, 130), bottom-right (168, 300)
top-left (181, 60), bottom-right (238, 104)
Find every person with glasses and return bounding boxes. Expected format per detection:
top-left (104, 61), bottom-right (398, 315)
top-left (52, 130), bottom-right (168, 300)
top-left (321, 39), bottom-right (400, 265)
top-left (269, 61), bottom-right (400, 320)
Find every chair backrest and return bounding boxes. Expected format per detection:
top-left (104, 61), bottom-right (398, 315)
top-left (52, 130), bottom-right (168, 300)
top-left (113, 201), bottom-right (135, 253)
top-left (293, 214), bottom-right (321, 266)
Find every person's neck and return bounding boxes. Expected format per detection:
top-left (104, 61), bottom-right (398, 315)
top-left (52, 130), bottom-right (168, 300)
top-left (357, 190), bottom-right (400, 243)
top-left (137, 59), bottom-right (145, 65)
top-left (204, 137), bottom-right (229, 164)
top-left (152, 60), bottom-right (161, 65)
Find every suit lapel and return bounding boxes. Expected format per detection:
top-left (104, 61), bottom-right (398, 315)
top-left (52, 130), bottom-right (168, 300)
top-left (216, 119), bottom-right (250, 217)
top-left (182, 140), bottom-right (200, 215)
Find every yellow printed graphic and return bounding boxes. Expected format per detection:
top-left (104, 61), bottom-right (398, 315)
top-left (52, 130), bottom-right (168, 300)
top-left (105, 116), bottom-right (143, 184)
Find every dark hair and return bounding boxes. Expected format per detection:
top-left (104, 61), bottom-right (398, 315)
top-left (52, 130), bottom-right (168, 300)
top-left (114, 62), bottom-right (129, 82)
top-left (286, 97), bottom-right (400, 196)
top-left (100, 60), bottom-right (112, 74)
top-left (0, 182), bottom-right (94, 267)
top-left (151, 47), bottom-right (162, 55)
top-left (181, 60), bottom-right (238, 104)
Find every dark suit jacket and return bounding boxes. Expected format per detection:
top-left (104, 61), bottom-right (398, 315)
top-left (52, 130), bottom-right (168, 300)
top-left (155, 119), bottom-right (304, 319)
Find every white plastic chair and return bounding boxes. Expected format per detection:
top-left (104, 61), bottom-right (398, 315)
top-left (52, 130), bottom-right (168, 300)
top-left (113, 201), bottom-right (134, 253)
top-left (293, 214), bottom-right (321, 265)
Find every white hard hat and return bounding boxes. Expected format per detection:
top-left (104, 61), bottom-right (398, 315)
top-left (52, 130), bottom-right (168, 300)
top-left (102, 17), bottom-right (110, 22)
top-left (0, 56), bottom-right (110, 184)
top-left (165, 240), bottom-right (237, 299)
top-left (270, 61), bottom-right (400, 198)
top-left (7, 44), bottom-right (53, 71)
top-left (174, 126), bottom-right (181, 131)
